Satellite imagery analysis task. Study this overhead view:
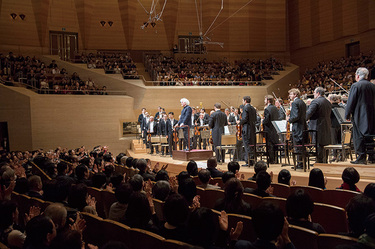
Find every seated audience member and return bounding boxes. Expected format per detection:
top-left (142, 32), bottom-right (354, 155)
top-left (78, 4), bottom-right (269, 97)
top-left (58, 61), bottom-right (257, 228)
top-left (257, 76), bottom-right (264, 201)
top-left (67, 184), bottom-right (97, 215)
top-left (198, 169), bottom-right (221, 189)
top-left (109, 183), bottom-right (133, 221)
top-left (27, 175), bottom-right (44, 199)
top-left (129, 174), bottom-right (144, 192)
top-left (109, 173), bottom-right (124, 190)
top-left (74, 164), bottom-right (91, 186)
top-left (214, 178), bottom-right (252, 216)
top-left (308, 168), bottom-right (326, 189)
top-left (177, 171), bottom-right (190, 185)
top-left (178, 178), bottom-right (197, 206)
top-left (56, 162), bottom-right (69, 178)
top-left (337, 167), bottom-right (361, 192)
top-left (24, 215), bottom-right (56, 249)
top-left (91, 173), bottom-right (107, 189)
top-left (155, 169), bottom-right (169, 182)
top-left (186, 160), bottom-right (198, 177)
top-left (337, 213), bottom-right (375, 249)
top-left (248, 160), bottom-right (267, 181)
top-left (51, 229), bottom-right (84, 249)
top-left (206, 157), bottom-right (223, 178)
top-left (122, 191), bottom-right (158, 233)
top-left (278, 169), bottom-right (294, 186)
top-left (286, 189), bottom-right (326, 233)
top-left (152, 180), bottom-right (171, 201)
top-left (345, 195), bottom-right (375, 238)
top-left (222, 171), bottom-right (236, 185)
top-left (158, 193), bottom-right (190, 242)
top-left (235, 202), bottom-right (295, 249)
top-left (245, 171), bottom-right (274, 197)
top-left (125, 157), bottom-right (134, 168)
top-left (227, 161), bottom-right (240, 174)
top-left (0, 200), bottom-right (25, 249)
top-left (43, 203), bottom-right (67, 232)
top-left (187, 207), bottom-right (229, 249)
top-left (136, 159), bottom-right (155, 181)
top-left (364, 183), bottom-right (375, 201)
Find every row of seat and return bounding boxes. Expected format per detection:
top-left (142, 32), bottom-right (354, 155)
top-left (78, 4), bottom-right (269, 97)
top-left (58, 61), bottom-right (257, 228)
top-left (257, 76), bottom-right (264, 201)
top-left (9, 191), bottom-right (357, 249)
top-left (195, 177), bottom-right (360, 208)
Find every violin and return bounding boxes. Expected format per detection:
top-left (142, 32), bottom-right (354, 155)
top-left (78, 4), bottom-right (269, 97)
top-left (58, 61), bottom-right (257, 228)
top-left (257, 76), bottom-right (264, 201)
top-left (236, 113), bottom-right (242, 141)
top-left (286, 109), bottom-right (291, 141)
top-left (209, 130), bottom-right (213, 144)
top-left (194, 125), bottom-right (200, 136)
top-left (147, 132), bottom-right (151, 142)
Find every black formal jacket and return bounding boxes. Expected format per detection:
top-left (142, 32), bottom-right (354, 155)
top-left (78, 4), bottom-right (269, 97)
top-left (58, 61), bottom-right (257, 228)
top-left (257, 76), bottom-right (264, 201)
top-left (229, 114), bottom-right (240, 125)
top-left (178, 105), bottom-right (192, 127)
top-left (146, 121), bottom-right (158, 134)
top-left (306, 96), bottom-right (332, 145)
top-left (158, 119), bottom-right (167, 135)
top-left (289, 97), bottom-right (307, 143)
top-left (138, 113), bottom-right (144, 124)
top-left (263, 104), bottom-right (280, 144)
top-left (166, 119), bottom-right (178, 135)
top-left (240, 103), bottom-right (257, 144)
top-left (209, 110), bottom-right (227, 146)
top-left (345, 79), bottom-right (375, 136)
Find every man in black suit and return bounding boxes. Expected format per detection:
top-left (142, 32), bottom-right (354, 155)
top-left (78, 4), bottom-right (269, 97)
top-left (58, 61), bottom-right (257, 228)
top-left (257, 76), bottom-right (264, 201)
top-left (141, 111), bottom-right (150, 146)
top-left (158, 113), bottom-right (167, 136)
top-left (229, 108), bottom-right (240, 125)
top-left (306, 87), bottom-right (332, 163)
top-left (239, 96), bottom-right (257, 166)
top-left (275, 98), bottom-right (286, 120)
top-left (287, 88), bottom-right (307, 169)
top-left (166, 112), bottom-right (178, 156)
top-left (177, 98), bottom-right (192, 150)
top-left (154, 106), bottom-right (163, 122)
top-left (146, 116), bottom-right (158, 154)
top-left (345, 67), bottom-right (375, 164)
top-left (263, 95), bottom-right (280, 164)
top-left (138, 107), bottom-right (146, 124)
top-left (209, 103), bottom-right (227, 162)
top-left (196, 113), bottom-right (209, 149)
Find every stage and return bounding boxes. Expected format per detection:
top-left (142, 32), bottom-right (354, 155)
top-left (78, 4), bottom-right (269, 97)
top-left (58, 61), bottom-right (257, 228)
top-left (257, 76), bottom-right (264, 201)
top-left (126, 147), bottom-right (375, 191)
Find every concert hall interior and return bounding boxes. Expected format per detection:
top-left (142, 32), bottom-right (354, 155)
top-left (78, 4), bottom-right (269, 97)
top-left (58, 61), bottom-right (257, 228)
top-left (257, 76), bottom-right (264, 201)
top-left (1, 0), bottom-right (375, 248)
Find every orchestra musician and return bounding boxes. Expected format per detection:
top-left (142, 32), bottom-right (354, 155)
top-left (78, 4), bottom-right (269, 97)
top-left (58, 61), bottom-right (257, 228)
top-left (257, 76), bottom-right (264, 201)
top-left (146, 116), bottom-right (158, 154)
top-left (141, 111), bottom-right (150, 146)
top-left (229, 108), bottom-right (240, 125)
top-left (190, 107), bottom-right (199, 149)
top-left (209, 103), bottom-right (227, 163)
top-left (154, 106), bottom-right (163, 122)
top-left (196, 113), bottom-right (209, 149)
top-left (306, 87), bottom-right (332, 163)
top-left (238, 96), bottom-right (257, 167)
top-left (275, 98), bottom-right (286, 120)
top-left (263, 95), bottom-right (280, 164)
top-left (345, 67), bottom-right (375, 164)
top-left (176, 98), bottom-right (193, 151)
top-left (287, 88), bottom-right (307, 169)
top-left (225, 108), bottom-right (231, 126)
top-left (166, 112), bottom-right (178, 156)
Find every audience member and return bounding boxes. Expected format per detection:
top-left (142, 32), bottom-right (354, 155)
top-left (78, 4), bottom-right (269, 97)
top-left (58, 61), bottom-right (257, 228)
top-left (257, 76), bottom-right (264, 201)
top-left (198, 169), bottom-right (221, 190)
top-left (186, 160), bottom-right (198, 176)
top-left (245, 171), bottom-right (274, 197)
top-left (108, 183), bottom-right (133, 222)
top-left (207, 157), bottom-right (223, 178)
top-left (248, 160), bottom-right (267, 181)
top-left (337, 167), bottom-right (361, 192)
top-left (308, 168), bottom-right (326, 189)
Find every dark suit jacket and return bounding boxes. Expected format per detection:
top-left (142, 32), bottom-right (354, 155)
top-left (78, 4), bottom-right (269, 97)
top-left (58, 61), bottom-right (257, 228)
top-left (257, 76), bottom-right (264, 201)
top-left (207, 167), bottom-right (224, 178)
top-left (141, 117), bottom-right (149, 131)
top-left (229, 114), bottom-right (239, 125)
top-left (289, 97), bottom-right (307, 143)
top-left (240, 104), bottom-right (257, 144)
top-left (138, 113), bottom-right (144, 124)
top-left (178, 105), bottom-right (193, 127)
top-left (209, 110), bottom-right (227, 146)
top-left (345, 79), bottom-right (375, 135)
top-left (306, 96), bottom-right (332, 145)
top-left (279, 106), bottom-right (286, 120)
top-left (158, 120), bottom-right (167, 135)
top-left (263, 104), bottom-right (279, 144)
top-left (146, 121), bottom-right (158, 134)
top-left (166, 119), bottom-right (178, 135)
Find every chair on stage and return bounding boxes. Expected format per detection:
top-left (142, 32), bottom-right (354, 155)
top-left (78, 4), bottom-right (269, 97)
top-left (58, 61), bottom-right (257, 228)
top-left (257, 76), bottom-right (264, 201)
top-left (160, 136), bottom-right (169, 156)
top-left (324, 128), bottom-right (353, 163)
top-left (292, 130), bottom-right (317, 172)
top-left (249, 131), bottom-right (270, 167)
top-left (150, 136), bottom-right (161, 155)
top-left (274, 132), bottom-right (291, 165)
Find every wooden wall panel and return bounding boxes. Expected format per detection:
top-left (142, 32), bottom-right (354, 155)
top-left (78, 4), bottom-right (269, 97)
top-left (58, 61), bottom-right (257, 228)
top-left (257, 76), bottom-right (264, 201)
top-left (369, 0), bottom-right (375, 29)
top-left (266, 0), bottom-right (286, 51)
top-left (342, 0), bottom-right (358, 36)
top-left (318, 0), bottom-right (334, 43)
top-left (297, 0), bottom-right (312, 48)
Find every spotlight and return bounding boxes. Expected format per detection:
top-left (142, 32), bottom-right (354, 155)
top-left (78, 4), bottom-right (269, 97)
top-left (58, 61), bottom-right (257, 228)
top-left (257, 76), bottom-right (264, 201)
top-left (143, 22), bottom-right (149, 28)
top-left (108, 21), bottom-right (113, 27)
top-left (100, 20), bottom-right (106, 26)
top-left (19, 14), bottom-right (26, 20)
top-left (151, 22), bottom-right (156, 27)
top-left (10, 13), bottom-right (17, 19)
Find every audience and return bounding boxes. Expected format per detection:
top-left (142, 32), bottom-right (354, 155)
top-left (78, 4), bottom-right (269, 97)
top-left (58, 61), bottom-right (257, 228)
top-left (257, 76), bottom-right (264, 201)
top-left (245, 171), bottom-right (274, 197)
top-left (197, 169), bottom-right (221, 190)
top-left (308, 168), bottom-right (326, 189)
top-left (108, 183), bottom-right (133, 221)
top-left (338, 167), bottom-right (361, 192)
top-left (247, 160), bottom-right (267, 181)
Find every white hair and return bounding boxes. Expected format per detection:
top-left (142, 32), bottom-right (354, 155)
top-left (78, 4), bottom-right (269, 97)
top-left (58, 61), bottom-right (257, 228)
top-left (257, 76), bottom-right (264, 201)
top-left (180, 98), bottom-right (190, 105)
top-left (355, 67), bottom-right (369, 80)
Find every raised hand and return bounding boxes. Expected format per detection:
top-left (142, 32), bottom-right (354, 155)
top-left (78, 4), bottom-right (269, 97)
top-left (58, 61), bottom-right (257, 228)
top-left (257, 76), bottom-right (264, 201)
top-left (230, 221), bottom-right (243, 241)
top-left (218, 210), bottom-right (228, 231)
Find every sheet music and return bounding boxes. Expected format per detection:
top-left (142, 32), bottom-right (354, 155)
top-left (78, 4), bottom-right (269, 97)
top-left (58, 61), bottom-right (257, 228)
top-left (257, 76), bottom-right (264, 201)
top-left (272, 120), bottom-right (287, 133)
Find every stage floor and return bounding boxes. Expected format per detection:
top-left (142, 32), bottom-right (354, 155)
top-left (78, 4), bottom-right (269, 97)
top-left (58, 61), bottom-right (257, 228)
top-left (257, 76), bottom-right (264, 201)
top-left (126, 149), bottom-right (375, 191)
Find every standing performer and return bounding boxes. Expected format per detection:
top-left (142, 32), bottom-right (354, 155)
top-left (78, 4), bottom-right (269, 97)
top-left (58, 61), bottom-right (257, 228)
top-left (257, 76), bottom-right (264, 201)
top-left (209, 103), bottom-right (227, 163)
top-left (263, 95), bottom-right (280, 164)
top-left (306, 87), bottom-right (332, 163)
top-left (287, 88), bottom-right (307, 169)
top-left (166, 112), bottom-right (178, 156)
top-left (176, 98), bottom-right (192, 150)
top-left (146, 116), bottom-right (158, 154)
top-left (238, 96), bottom-right (257, 166)
top-left (345, 67), bottom-right (375, 164)
top-left (196, 113), bottom-right (209, 149)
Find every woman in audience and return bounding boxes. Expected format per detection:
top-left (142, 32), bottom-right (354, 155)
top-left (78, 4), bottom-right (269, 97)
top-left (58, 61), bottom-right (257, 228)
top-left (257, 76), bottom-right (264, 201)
top-left (308, 168), bottom-right (326, 189)
top-left (278, 169), bottom-right (294, 186)
top-left (286, 189), bottom-right (326, 233)
top-left (364, 183), bottom-right (375, 200)
top-left (214, 178), bottom-right (252, 216)
top-left (152, 180), bottom-right (171, 201)
top-left (337, 167), bottom-right (361, 192)
top-left (122, 191), bottom-right (159, 233)
top-left (178, 177), bottom-right (197, 206)
top-left (186, 160), bottom-right (198, 177)
top-left (158, 193), bottom-right (189, 242)
top-left (108, 183), bottom-right (133, 221)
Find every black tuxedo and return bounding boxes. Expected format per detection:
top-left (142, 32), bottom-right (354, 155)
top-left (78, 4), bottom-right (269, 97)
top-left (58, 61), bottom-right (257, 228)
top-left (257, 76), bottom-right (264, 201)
top-left (289, 97), bottom-right (307, 167)
top-left (229, 114), bottom-right (240, 125)
top-left (345, 79), bottom-right (375, 158)
top-left (240, 103), bottom-right (257, 162)
top-left (209, 110), bottom-right (227, 162)
top-left (306, 96), bottom-right (332, 162)
top-left (138, 113), bottom-right (145, 124)
top-left (178, 105), bottom-right (193, 150)
top-left (264, 104), bottom-right (280, 163)
top-left (166, 119), bottom-right (178, 153)
top-left (196, 118), bottom-right (209, 149)
top-left (147, 121), bottom-right (158, 153)
top-left (158, 119), bottom-right (167, 135)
